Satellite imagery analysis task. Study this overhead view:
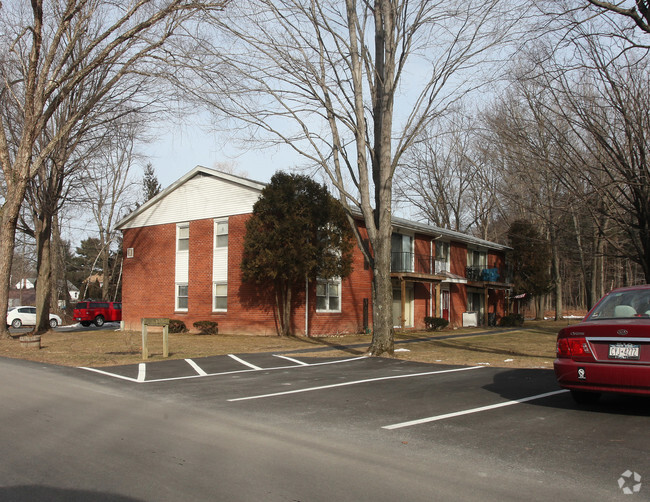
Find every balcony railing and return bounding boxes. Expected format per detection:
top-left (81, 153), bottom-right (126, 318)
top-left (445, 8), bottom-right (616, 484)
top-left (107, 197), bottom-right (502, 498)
top-left (391, 253), bottom-right (506, 282)
top-left (466, 266), bottom-right (500, 282)
top-left (391, 252), bottom-right (434, 274)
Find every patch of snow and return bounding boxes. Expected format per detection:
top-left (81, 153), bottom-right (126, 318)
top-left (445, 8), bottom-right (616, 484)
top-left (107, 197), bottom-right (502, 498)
top-left (394, 348), bottom-right (410, 352)
top-left (477, 362), bottom-right (491, 366)
top-left (504, 358), bottom-right (514, 362)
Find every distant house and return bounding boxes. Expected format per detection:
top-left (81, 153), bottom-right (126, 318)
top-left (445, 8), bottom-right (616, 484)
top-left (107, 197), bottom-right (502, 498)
top-left (14, 278), bottom-right (36, 290)
top-left (10, 278), bottom-right (80, 309)
top-left (116, 166), bottom-right (513, 335)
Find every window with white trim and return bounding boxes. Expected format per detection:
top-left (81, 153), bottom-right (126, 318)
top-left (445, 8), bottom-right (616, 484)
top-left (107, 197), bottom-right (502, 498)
top-left (177, 224), bottom-right (189, 251)
top-left (435, 241), bottom-right (449, 273)
top-left (215, 220), bottom-right (228, 248)
top-left (176, 283), bottom-right (188, 311)
top-left (213, 282), bottom-right (227, 311)
top-left (316, 278), bottom-right (341, 312)
top-left (467, 249), bottom-right (487, 268)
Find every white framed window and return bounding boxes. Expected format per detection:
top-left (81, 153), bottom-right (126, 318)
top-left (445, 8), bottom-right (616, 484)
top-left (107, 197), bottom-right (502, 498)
top-left (177, 224), bottom-right (190, 252)
top-left (316, 278), bottom-right (341, 312)
top-left (467, 248), bottom-right (487, 268)
top-left (435, 241), bottom-right (449, 273)
top-left (176, 283), bottom-right (188, 311)
top-left (215, 220), bottom-right (228, 248)
top-left (213, 282), bottom-right (227, 311)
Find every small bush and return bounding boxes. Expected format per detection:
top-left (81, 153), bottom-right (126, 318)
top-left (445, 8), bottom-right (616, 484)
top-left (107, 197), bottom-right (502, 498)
top-left (169, 319), bottom-right (188, 333)
top-left (193, 320), bottom-right (219, 335)
top-left (498, 313), bottom-right (524, 327)
top-left (424, 316), bottom-right (449, 331)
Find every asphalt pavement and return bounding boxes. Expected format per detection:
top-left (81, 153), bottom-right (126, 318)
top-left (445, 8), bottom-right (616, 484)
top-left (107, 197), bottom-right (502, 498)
top-left (1, 353), bottom-right (648, 501)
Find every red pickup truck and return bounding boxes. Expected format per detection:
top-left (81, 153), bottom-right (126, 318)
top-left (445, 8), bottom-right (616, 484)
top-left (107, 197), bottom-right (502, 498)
top-left (73, 301), bottom-right (122, 327)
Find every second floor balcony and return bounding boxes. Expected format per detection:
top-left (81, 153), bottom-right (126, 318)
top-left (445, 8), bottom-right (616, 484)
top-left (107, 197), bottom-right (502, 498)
top-left (391, 252), bottom-right (449, 275)
top-left (391, 252), bottom-right (509, 284)
top-left (391, 252), bottom-right (433, 275)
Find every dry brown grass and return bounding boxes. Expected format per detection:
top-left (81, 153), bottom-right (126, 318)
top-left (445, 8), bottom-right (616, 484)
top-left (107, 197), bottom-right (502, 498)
top-left (0, 319), bottom-right (574, 369)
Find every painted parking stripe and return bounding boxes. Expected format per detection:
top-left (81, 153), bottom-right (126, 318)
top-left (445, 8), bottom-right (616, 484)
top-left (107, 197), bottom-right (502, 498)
top-left (79, 367), bottom-right (139, 383)
top-left (273, 354), bottom-right (309, 366)
top-left (137, 363), bottom-right (146, 382)
top-left (79, 356), bottom-right (367, 383)
top-left (228, 354), bottom-right (263, 370)
top-left (185, 359), bottom-right (208, 376)
top-left (228, 365), bottom-right (485, 402)
top-left (382, 389), bottom-right (570, 429)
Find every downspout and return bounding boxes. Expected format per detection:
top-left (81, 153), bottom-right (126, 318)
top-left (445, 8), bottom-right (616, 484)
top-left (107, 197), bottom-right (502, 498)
top-left (430, 239), bottom-right (434, 317)
top-left (305, 275), bottom-right (309, 337)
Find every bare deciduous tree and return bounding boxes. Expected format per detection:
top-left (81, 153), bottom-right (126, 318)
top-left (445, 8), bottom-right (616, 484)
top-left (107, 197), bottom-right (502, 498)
top-left (0, 0), bottom-right (228, 338)
top-left (396, 110), bottom-right (503, 238)
top-left (181, 0), bottom-right (521, 355)
top-left (80, 118), bottom-right (142, 302)
top-left (545, 38), bottom-right (650, 283)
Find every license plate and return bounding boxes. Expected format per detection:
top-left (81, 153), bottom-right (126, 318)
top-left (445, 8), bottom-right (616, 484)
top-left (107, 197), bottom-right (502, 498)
top-left (608, 343), bottom-right (640, 360)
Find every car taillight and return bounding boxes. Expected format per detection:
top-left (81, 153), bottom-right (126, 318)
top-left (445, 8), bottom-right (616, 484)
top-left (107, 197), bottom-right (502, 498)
top-left (557, 336), bottom-right (592, 358)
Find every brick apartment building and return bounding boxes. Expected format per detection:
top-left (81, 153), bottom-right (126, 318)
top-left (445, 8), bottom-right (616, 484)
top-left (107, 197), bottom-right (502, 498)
top-left (116, 166), bottom-right (513, 335)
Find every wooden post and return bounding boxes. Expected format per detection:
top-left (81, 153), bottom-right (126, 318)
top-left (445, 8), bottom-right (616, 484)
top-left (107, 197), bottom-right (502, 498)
top-left (484, 286), bottom-right (489, 326)
top-left (401, 279), bottom-right (407, 328)
top-left (141, 318), bottom-right (170, 360)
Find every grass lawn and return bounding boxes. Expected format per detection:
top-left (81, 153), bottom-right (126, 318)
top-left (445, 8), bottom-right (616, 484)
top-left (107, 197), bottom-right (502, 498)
top-left (0, 319), bottom-right (577, 369)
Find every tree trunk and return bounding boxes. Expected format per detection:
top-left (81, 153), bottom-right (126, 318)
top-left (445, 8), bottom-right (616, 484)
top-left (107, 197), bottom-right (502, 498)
top-left (52, 216), bottom-right (71, 310)
top-left (101, 235), bottom-right (111, 300)
top-left (367, 213), bottom-right (394, 356)
top-left (0, 186), bottom-right (29, 339)
top-left (551, 236), bottom-right (562, 321)
top-left (33, 212), bottom-right (53, 335)
top-left (534, 295), bottom-right (544, 320)
top-left (365, 0), bottom-right (396, 357)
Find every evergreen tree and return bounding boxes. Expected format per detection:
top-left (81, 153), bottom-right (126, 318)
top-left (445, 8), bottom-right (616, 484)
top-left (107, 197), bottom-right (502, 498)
top-left (142, 163), bottom-right (162, 203)
top-left (241, 172), bottom-right (354, 336)
top-left (508, 220), bottom-right (553, 319)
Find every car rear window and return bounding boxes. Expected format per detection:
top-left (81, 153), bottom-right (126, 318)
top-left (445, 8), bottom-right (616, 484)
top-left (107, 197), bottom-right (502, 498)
top-left (76, 302), bottom-right (87, 309)
top-left (588, 289), bottom-right (650, 320)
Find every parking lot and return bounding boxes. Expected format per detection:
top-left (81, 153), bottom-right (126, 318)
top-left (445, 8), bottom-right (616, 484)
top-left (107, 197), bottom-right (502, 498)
top-left (75, 351), bottom-right (650, 497)
top-left (1, 349), bottom-right (648, 500)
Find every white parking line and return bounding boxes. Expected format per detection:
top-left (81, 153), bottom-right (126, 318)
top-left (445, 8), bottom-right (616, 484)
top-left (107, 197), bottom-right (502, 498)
top-left (79, 367), bottom-right (139, 383)
top-left (79, 356), bottom-right (368, 383)
top-left (137, 363), bottom-right (146, 382)
top-left (185, 359), bottom-right (208, 376)
top-left (382, 389), bottom-right (570, 429)
top-left (228, 354), bottom-right (262, 370)
top-left (228, 365), bottom-right (485, 402)
top-left (273, 354), bottom-right (309, 366)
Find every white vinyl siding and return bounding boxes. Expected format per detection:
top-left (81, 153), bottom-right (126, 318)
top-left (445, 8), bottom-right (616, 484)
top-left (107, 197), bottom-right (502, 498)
top-left (213, 219), bottom-right (228, 311)
top-left (175, 223), bottom-right (189, 311)
top-left (120, 171), bottom-right (262, 229)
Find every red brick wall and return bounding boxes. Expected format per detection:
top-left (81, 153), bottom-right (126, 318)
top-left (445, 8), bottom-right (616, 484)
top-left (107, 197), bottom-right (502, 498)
top-left (122, 224), bottom-right (176, 327)
top-left (449, 241), bottom-right (467, 276)
top-left (122, 215), bottom-right (374, 335)
top-left (122, 216), bottom-right (509, 334)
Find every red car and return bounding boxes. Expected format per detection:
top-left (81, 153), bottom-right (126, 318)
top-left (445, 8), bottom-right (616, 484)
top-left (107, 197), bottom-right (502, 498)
top-left (554, 284), bottom-right (650, 403)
